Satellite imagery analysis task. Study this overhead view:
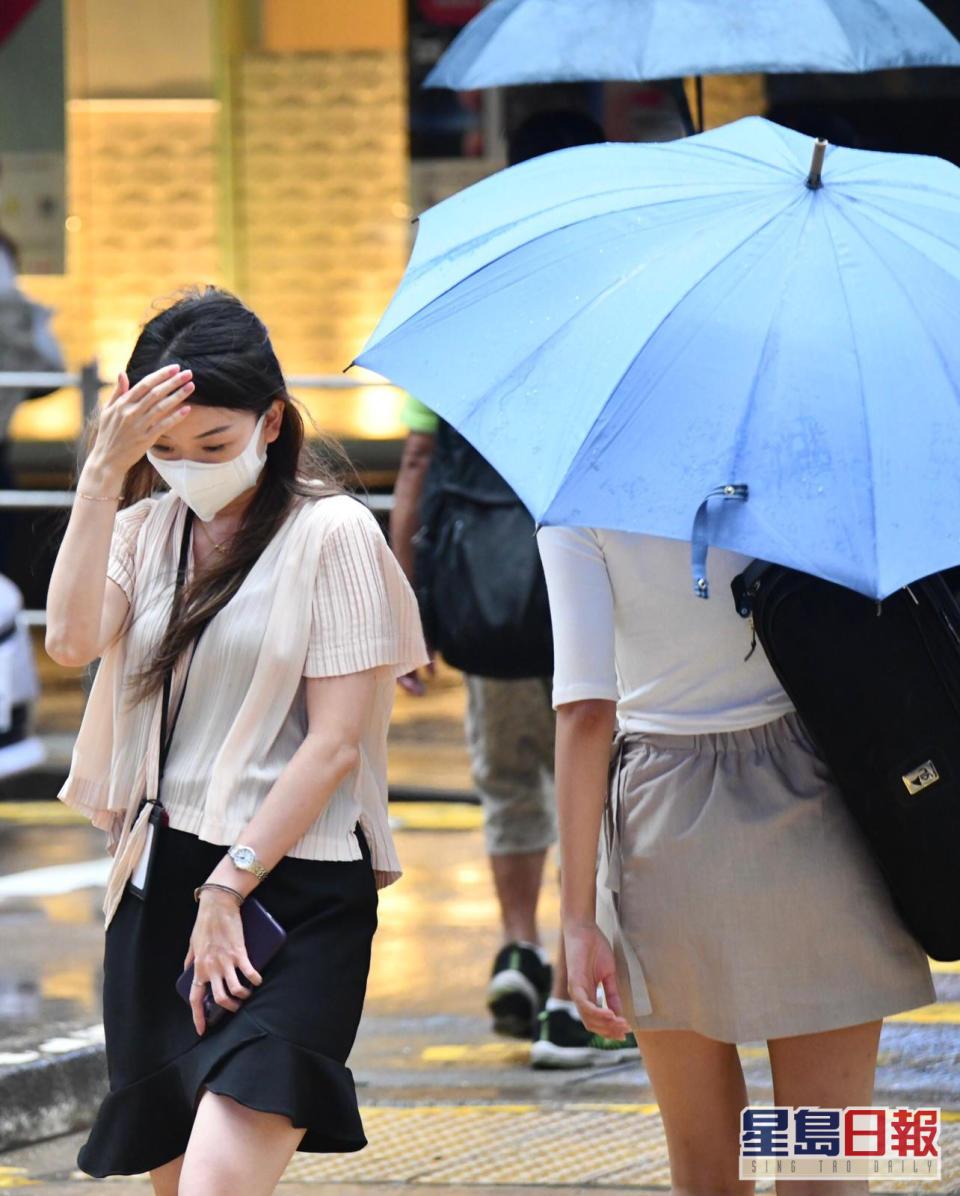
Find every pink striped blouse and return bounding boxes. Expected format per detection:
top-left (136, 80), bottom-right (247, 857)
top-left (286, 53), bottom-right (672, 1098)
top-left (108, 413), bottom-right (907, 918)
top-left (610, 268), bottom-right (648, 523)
top-left (58, 490), bottom-right (429, 924)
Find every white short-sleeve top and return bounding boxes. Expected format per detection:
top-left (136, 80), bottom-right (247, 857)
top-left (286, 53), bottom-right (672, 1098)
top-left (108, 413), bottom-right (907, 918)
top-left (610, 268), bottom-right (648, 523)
top-left (59, 490), bottom-right (429, 921)
top-left (537, 526), bottom-right (793, 734)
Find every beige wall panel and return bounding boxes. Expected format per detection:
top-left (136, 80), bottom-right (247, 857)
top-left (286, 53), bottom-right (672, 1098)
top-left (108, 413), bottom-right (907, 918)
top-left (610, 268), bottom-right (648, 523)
top-left (13, 101), bottom-right (220, 441)
top-left (67, 0), bottom-right (215, 98)
top-left (263, 0), bottom-right (405, 52)
top-left (683, 74), bottom-right (767, 130)
top-left (234, 51), bottom-right (410, 438)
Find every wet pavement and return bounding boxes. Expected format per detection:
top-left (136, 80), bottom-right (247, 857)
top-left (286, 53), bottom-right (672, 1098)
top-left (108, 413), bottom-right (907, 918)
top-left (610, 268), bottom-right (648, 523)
top-left (0, 804), bottom-right (958, 1192)
top-left (0, 654), bottom-right (958, 1191)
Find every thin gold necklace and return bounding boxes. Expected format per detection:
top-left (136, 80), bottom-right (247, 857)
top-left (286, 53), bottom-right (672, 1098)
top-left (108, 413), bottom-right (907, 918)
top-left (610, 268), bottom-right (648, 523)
top-left (197, 519), bottom-right (232, 556)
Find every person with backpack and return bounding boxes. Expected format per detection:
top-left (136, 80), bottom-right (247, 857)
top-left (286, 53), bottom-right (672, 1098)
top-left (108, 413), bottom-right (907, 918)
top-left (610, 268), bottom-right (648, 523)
top-left (391, 110), bottom-right (639, 1069)
top-left (537, 524), bottom-right (935, 1193)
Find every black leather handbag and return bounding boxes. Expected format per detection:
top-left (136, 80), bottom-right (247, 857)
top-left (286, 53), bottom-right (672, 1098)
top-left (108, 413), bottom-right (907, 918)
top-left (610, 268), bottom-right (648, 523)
top-left (732, 560), bottom-right (960, 960)
top-left (415, 420), bottom-right (553, 680)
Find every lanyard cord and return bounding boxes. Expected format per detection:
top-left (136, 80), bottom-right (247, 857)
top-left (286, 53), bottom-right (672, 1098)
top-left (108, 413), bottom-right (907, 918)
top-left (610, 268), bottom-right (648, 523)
top-left (157, 508), bottom-right (196, 789)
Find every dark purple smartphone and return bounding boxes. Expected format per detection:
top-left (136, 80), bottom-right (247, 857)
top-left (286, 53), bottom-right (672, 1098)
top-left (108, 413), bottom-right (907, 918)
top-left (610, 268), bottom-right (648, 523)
top-left (176, 896), bottom-right (287, 1029)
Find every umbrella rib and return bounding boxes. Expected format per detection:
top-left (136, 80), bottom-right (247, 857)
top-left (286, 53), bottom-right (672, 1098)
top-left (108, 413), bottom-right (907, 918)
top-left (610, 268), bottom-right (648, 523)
top-left (542, 195), bottom-right (805, 519)
top-left (729, 201), bottom-right (819, 481)
top-left (407, 137), bottom-right (802, 286)
top-left (414, 174), bottom-right (783, 282)
top-left (472, 0), bottom-right (549, 84)
top-left (817, 0), bottom-right (872, 71)
top-left (401, 186), bottom-right (780, 360)
top-left (832, 188), bottom-right (960, 275)
top-left (832, 198), bottom-right (960, 423)
top-left (818, 200), bottom-right (881, 595)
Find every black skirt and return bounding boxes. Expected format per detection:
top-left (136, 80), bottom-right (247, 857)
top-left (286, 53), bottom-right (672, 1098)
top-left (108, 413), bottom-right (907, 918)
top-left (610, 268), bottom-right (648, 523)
top-left (79, 824), bottom-right (378, 1178)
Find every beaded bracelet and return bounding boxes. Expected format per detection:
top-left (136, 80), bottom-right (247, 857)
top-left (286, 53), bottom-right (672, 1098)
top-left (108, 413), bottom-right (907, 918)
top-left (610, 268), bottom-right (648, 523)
top-left (75, 491), bottom-right (123, 502)
top-left (194, 882), bottom-right (244, 905)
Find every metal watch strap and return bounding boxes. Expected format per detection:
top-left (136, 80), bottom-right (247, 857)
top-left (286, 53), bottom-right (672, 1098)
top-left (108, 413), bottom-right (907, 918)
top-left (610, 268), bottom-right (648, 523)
top-left (228, 845), bottom-right (269, 882)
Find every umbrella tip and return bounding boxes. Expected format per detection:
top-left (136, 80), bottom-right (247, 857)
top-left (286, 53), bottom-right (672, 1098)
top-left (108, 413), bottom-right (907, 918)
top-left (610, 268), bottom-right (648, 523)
top-left (806, 139), bottom-right (829, 190)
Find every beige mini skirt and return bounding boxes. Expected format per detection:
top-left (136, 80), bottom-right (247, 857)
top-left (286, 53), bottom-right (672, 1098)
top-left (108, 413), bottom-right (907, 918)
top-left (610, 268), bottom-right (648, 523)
top-left (597, 712), bottom-right (935, 1043)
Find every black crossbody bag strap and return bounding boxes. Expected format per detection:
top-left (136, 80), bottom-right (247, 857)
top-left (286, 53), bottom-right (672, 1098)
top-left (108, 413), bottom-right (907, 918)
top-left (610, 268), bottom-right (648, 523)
top-left (129, 509), bottom-right (196, 900)
top-left (157, 508), bottom-right (196, 792)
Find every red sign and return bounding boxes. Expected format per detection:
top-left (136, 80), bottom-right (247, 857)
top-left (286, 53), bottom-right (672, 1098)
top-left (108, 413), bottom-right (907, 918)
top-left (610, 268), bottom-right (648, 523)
top-left (416, 0), bottom-right (484, 26)
top-left (0, 0), bottom-right (44, 46)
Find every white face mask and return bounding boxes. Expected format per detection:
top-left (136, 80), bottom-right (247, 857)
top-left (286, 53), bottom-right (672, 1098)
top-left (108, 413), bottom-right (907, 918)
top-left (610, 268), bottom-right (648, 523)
top-left (147, 413), bottom-right (268, 522)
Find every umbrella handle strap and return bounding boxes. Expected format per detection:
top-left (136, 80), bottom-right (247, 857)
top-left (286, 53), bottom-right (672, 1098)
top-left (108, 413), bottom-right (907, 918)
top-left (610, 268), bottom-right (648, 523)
top-left (690, 484), bottom-right (749, 599)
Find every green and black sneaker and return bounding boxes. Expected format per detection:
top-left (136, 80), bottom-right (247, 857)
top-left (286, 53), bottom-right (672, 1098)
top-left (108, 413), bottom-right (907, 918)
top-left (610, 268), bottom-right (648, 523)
top-left (486, 942), bottom-right (552, 1039)
top-left (530, 1000), bottom-right (640, 1070)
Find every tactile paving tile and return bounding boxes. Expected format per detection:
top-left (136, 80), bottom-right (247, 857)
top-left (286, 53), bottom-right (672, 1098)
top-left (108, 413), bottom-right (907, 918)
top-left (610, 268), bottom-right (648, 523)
top-left (281, 1104), bottom-right (960, 1192)
top-left (80, 1105), bottom-right (960, 1190)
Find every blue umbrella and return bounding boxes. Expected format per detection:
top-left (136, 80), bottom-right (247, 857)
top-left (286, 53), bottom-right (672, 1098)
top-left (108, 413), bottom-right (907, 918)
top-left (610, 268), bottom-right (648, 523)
top-left (424, 0), bottom-right (960, 89)
top-left (357, 118), bottom-right (960, 600)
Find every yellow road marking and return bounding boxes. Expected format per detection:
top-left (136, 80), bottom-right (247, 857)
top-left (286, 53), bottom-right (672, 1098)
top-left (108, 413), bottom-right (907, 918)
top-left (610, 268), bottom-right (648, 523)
top-left (889, 1002), bottom-right (960, 1024)
top-left (0, 1167), bottom-right (36, 1187)
top-left (0, 798), bottom-right (485, 833)
top-left (389, 801), bottom-right (483, 831)
top-left (364, 1101), bottom-right (663, 1115)
top-left (422, 1042), bottom-right (531, 1064)
top-left (0, 802), bottom-right (83, 826)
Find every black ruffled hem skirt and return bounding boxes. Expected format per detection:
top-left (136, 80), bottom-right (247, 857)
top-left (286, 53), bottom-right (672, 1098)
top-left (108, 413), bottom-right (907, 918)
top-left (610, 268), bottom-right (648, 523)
top-left (79, 825), bottom-right (378, 1178)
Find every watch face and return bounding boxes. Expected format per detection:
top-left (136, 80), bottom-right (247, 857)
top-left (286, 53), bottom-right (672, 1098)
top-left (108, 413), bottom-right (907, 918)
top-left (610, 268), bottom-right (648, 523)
top-left (231, 846), bottom-right (255, 867)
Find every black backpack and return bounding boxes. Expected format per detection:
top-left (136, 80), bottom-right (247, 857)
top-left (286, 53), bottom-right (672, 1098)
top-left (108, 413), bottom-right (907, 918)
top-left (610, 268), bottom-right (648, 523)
top-left (415, 420), bottom-right (553, 679)
top-left (732, 560), bottom-right (960, 960)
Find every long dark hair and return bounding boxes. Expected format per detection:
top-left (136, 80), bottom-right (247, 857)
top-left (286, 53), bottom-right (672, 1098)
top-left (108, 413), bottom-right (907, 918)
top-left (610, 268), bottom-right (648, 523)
top-left (98, 287), bottom-right (348, 699)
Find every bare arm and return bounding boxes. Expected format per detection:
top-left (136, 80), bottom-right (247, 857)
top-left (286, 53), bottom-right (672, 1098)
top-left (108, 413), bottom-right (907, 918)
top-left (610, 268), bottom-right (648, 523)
top-left (556, 698), bottom-right (630, 1039)
top-left (186, 667), bottom-right (379, 1032)
top-left (556, 698), bottom-right (617, 924)
top-left (45, 365), bottom-right (194, 666)
top-left (389, 430), bottom-right (434, 584)
top-left (45, 465), bottom-right (131, 667)
top-left (389, 430), bottom-right (435, 694)
top-left (206, 669), bottom-right (376, 882)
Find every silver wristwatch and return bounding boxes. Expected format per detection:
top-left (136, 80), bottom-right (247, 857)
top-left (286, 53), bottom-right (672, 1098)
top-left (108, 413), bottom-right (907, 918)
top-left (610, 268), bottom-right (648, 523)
top-left (227, 844), bottom-right (269, 882)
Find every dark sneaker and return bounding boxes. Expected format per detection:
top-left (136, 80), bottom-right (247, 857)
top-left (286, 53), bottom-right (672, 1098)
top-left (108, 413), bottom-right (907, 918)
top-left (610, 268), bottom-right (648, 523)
top-left (530, 1004), bottom-right (640, 1069)
top-left (486, 942), bottom-right (552, 1039)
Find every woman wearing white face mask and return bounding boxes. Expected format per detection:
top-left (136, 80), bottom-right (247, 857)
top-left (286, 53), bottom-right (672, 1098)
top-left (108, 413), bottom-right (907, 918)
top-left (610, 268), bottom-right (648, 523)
top-left (45, 287), bottom-right (427, 1196)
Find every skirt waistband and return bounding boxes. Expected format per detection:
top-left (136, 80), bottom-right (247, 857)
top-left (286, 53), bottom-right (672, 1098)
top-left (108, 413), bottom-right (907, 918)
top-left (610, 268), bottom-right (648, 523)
top-left (614, 710), bottom-right (808, 756)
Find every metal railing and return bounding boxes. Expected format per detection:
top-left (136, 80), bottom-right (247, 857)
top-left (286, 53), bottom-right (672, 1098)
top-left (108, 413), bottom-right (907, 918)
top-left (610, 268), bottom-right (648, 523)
top-left (0, 363), bottom-right (397, 417)
top-left (1, 366), bottom-right (402, 627)
top-left (0, 364), bottom-right (103, 421)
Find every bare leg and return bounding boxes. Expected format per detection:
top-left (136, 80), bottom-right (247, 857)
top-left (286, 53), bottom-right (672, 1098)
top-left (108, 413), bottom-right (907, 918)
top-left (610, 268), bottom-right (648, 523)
top-left (634, 1028), bottom-right (754, 1196)
top-left (178, 1091), bottom-right (304, 1196)
top-left (149, 1156), bottom-right (182, 1196)
top-left (552, 923), bottom-right (569, 999)
top-left (768, 1020), bottom-right (882, 1196)
top-left (489, 848), bottom-right (546, 944)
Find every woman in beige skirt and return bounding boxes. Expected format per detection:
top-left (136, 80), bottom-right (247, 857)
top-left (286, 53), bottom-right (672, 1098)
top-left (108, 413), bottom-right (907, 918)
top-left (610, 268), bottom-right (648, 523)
top-left (537, 526), bottom-right (935, 1196)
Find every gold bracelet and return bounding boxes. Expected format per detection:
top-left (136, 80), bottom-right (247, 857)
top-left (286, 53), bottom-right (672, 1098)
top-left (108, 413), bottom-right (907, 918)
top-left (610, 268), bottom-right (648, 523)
top-left (194, 882), bottom-right (244, 905)
top-left (75, 491), bottom-right (122, 502)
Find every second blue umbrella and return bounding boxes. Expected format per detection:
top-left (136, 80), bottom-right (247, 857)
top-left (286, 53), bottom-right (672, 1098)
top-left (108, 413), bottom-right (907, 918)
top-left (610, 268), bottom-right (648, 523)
top-left (424, 0), bottom-right (960, 88)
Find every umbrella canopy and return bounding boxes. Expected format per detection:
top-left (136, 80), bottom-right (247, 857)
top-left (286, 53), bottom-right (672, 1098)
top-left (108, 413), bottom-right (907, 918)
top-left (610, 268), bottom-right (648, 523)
top-left (424, 0), bottom-right (960, 89)
top-left (357, 118), bottom-right (960, 600)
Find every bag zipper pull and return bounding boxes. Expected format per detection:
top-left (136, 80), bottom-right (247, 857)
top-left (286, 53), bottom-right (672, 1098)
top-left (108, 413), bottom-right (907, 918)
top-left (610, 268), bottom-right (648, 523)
top-left (744, 616), bottom-right (757, 662)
